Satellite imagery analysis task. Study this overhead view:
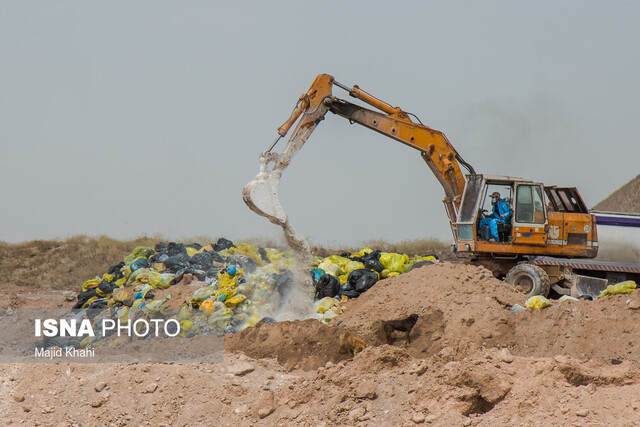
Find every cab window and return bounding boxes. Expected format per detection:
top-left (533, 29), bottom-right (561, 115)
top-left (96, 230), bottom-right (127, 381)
top-left (516, 185), bottom-right (545, 224)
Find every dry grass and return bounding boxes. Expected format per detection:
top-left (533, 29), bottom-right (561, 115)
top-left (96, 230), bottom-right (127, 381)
top-left (311, 238), bottom-right (451, 258)
top-left (0, 235), bottom-right (163, 290)
top-left (361, 238), bottom-right (450, 255)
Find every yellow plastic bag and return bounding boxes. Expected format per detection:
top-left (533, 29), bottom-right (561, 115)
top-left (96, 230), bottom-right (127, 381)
top-left (113, 288), bottom-right (128, 302)
top-left (186, 247), bottom-right (199, 257)
top-left (379, 252), bottom-right (410, 273)
top-left (180, 320), bottom-right (193, 333)
top-left (101, 273), bottom-right (115, 283)
top-left (229, 243), bottom-right (263, 265)
top-left (350, 248), bottom-right (373, 258)
top-left (315, 297), bottom-right (336, 314)
top-left (599, 280), bottom-right (637, 298)
top-left (200, 299), bottom-right (215, 315)
top-left (344, 260), bottom-right (365, 275)
top-left (216, 287), bottom-right (237, 302)
top-left (320, 262), bottom-right (343, 277)
top-left (265, 248), bottom-right (285, 261)
top-left (191, 286), bottom-right (217, 303)
top-left (124, 246), bottom-right (155, 264)
top-left (81, 296), bottom-right (98, 309)
top-left (208, 307), bottom-right (233, 330)
top-left (328, 255), bottom-right (350, 268)
top-left (245, 311), bottom-right (262, 330)
top-left (525, 295), bottom-right (551, 309)
top-left (82, 278), bottom-right (102, 292)
top-left (258, 264), bottom-right (280, 276)
top-left (199, 243), bottom-right (214, 252)
top-left (218, 268), bottom-right (243, 288)
top-left (178, 305), bottom-right (193, 320)
top-left (225, 294), bottom-right (247, 306)
top-left (116, 306), bottom-right (129, 323)
top-left (145, 271), bottom-right (173, 289)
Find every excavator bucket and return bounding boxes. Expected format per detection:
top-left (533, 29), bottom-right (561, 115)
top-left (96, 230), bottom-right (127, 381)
top-left (242, 155), bottom-right (288, 227)
top-left (242, 90), bottom-right (332, 255)
top-left (242, 159), bottom-right (310, 255)
top-left (571, 274), bottom-right (609, 299)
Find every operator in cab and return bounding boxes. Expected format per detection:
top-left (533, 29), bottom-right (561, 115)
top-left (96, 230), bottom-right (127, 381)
top-left (480, 192), bottom-right (511, 242)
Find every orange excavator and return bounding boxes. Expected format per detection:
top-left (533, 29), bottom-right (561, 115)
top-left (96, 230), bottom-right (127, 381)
top-left (244, 74), bottom-right (639, 298)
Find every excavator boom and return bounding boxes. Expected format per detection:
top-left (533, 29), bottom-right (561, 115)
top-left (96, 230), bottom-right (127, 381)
top-left (242, 74), bottom-right (475, 251)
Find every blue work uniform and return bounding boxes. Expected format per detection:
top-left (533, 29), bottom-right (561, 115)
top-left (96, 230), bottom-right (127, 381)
top-left (480, 199), bottom-right (510, 241)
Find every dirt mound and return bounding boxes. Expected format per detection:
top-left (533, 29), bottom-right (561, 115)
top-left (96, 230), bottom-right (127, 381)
top-left (224, 319), bottom-right (352, 371)
top-left (593, 174), bottom-right (640, 213)
top-left (229, 262), bottom-right (640, 372)
top-left (337, 262), bottom-right (521, 359)
top-left (336, 262), bottom-right (640, 364)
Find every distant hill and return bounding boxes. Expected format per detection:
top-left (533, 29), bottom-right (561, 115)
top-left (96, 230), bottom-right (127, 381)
top-left (593, 175), bottom-right (640, 213)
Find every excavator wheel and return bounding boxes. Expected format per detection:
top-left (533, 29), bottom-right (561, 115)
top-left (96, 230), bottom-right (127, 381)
top-left (505, 264), bottom-right (550, 298)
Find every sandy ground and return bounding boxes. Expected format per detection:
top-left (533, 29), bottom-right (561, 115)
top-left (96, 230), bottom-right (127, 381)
top-left (2, 262), bottom-right (640, 426)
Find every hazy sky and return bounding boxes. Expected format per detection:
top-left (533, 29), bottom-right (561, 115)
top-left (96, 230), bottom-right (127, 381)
top-left (1, 1), bottom-right (639, 245)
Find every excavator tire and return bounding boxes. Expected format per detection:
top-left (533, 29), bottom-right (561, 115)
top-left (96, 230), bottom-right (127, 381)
top-left (505, 264), bottom-right (550, 298)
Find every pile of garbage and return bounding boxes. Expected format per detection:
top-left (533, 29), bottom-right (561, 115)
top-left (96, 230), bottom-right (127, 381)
top-left (510, 280), bottom-right (638, 312)
top-left (70, 238), bottom-right (438, 347)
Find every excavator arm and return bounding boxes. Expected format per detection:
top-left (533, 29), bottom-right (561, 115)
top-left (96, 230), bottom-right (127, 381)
top-left (242, 74), bottom-right (475, 251)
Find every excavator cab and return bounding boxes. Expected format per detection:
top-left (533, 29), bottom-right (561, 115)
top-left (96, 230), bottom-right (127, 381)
top-left (453, 175), bottom-right (550, 253)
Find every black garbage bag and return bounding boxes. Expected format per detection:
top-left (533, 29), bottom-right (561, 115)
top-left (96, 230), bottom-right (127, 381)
top-left (348, 269), bottom-right (379, 293)
top-left (167, 242), bottom-right (188, 257)
top-left (130, 257), bottom-right (150, 272)
top-left (338, 287), bottom-right (359, 298)
top-left (107, 262), bottom-right (125, 281)
top-left (154, 242), bottom-right (168, 253)
top-left (272, 269), bottom-right (294, 297)
top-left (258, 316), bottom-right (277, 324)
top-left (98, 280), bottom-right (117, 296)
top-left (208, 250), bottom-right (225, 263)
top-left (213, 237), bottom-right (234, 252)
top-left (73, 288), bottom-right (98, 309)
top-left (206, 267), bottom-right (221, 278)
top-left (149, 252), bottom-right (169, 263)
top-left (364, 257), bottom-right (384, 273)
top-left (258, 247), bottom-right (270, 264)
top-left (187, 243), bottom-right (203, 251)
top-left (89, 299), bottom-right (108, 310)
top-left (228, 254), bottom-right (257, 274)
top-left (164, 252), bottom-right (190, 272)
top-left (409, 260), bottom-right (434, 271)
top-left (338, 280), bottom-right (359, 298)
top-left (315, 274), bottom-right (341, 300)
top-left (362, 250), bottom-right (384, 272)
top-left (189, 252), bottom-right (214, 270)
top-left (171, 267), bottom-right (208, 284)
